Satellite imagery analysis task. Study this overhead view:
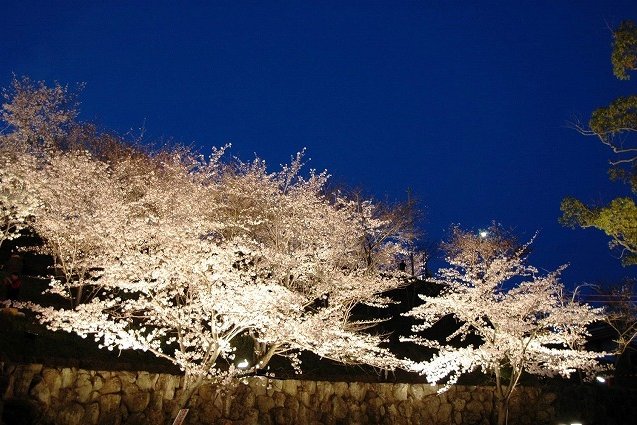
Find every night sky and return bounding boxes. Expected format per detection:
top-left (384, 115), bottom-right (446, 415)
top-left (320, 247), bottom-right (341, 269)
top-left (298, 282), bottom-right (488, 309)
top-left (2, 1), bottom-right (637, 287)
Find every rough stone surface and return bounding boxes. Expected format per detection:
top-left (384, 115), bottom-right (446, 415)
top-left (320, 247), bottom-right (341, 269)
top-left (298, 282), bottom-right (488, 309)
top-left (100, 376), bottom-right (122, 395)
top-left (98, 393), bottom-right (121, 418)
top-left (42, 368), bottom-right (62, 397)
top-left (76, 372), bottom-right (93, 403)
top-left (58, 402), bottom-right (85, 425)
top-left (122, 384), bottom-right (150, 414)
top-left (83, 402), bottom-right (100, 424)
top-left (60, 368), bottom-right (75, 389)
top-left (2, 362), bottom-right (636, 425)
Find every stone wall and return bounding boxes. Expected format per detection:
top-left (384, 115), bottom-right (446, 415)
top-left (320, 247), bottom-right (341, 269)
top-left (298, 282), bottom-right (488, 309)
top-left (1, 362), bottom-right (635, 424)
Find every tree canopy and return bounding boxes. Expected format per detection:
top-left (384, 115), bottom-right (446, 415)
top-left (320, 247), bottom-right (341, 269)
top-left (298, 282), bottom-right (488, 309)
top-left (0, 77), bottom-right (412, 414)
top-left (612, 20), bottom-right (637, 80)
top-left (403, 225), bottom-right (605, 425)
top-left (561, 20), bottom-right (637, 265)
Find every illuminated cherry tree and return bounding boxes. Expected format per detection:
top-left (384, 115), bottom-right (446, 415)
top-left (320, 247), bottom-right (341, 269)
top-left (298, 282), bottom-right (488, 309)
top-left (402, 226), bottom-right (606, 425)
top-left (3, 78), bottom-right (410, 417)
top-left (0, 76), bottom-right (75, 247)
top-left (1, 76), bottom-right (78, 148)
top-left (24, 150), bottom-right (133, 306)
top-left (22, 149), bottom-right (407, 413)
top-left (214, 152), bottom-right (408, 370)
top-left (0, 144), bottom-right (40, 248)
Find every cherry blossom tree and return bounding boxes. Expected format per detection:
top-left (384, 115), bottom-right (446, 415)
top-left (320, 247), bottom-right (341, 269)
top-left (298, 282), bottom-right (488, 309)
top-left (0, 76), bottom-right (78, 248)
top-left (4, 78), bottom-right (411, 419)
top-left (18, 143), bottom-right (407, 415)
top-left (24, 149), bottom-right (132, 307)
top-left (0, 144), bottom-right (40, 248)
top-left (213, 152), bottom-right (409, 370)
top-left (1, 76), bottom-right (79, 148)
top-left (402, 225), bottom-right (606, 425)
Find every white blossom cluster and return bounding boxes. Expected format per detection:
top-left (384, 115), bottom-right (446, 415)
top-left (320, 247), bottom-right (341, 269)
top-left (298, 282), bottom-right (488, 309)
top-left (0, 78), bottom-right (411, 408)
top-left (1, 80), bottom-right (607, 420)
top-left (402, 226), bottom-right (607, 423)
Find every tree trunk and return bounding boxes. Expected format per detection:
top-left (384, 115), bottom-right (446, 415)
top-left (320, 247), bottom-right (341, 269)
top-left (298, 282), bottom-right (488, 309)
top-left (493, 397), bottom-right (508, 425)
top-left (171, 374), bottom-right (205, 419)
top-left (256, 344), bottom-right (279, 370)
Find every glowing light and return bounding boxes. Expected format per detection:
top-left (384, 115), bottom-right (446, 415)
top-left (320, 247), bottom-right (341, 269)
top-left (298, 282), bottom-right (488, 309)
top-left (596, 375), bottom-right (606, 383)
top-left (237, 359), bottom-right (250, 369)
top-left (479, 230), bottom-right (488, 238)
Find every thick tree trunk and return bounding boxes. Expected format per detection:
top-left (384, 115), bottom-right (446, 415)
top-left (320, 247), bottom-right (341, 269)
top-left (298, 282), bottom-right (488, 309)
top-left (171, 374), bottom-right (205, 419)
top-left (494, 397), bottom-right (508, 425)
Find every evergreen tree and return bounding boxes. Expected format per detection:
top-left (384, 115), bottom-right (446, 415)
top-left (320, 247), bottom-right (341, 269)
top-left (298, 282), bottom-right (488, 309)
top-left (561, 20), bottom-right (637, 265)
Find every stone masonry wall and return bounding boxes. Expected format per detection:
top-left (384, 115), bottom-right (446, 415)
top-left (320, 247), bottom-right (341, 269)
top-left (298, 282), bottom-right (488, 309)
top-left (1, 362), bottom-right (635, 424)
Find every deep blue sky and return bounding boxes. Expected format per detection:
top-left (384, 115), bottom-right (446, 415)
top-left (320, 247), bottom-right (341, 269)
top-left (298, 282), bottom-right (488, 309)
top-left (2, 1), bottom-right (637, 286)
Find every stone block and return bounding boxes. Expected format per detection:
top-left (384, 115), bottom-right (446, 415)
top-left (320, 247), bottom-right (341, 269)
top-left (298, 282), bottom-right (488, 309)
top-left (466, 399), bottom-right (483, 413)
top-left (301, 380), bottom-right (316, 394)
top-left (471, 390), bottom-right (486, 402)
top-left (270, 379), bottom-right (283, 393)
top-left (158, 375), bottom-right (179, 400)
top-left (241, 387), bottom-right (256, 408)
top-left (452, 397), bottom-right (466, 411)
top-left (83, 402), bottom-right (100, 424)
top-left (397, 400), bottom-right (413, 418)
top-left (99, 393), bottom-right (121, 418)
top-left (349, 383), bottom-right (366, 402)
top-left (273, 406), bottom-right (292, 425)
top-left (457, 389), bottom-right (472, 401)
top-left (273, 391), bottom-right (286, 407)
top-left (136, 371), bottom-right (157, 391)
top-left (422, 394), bottom-right (440, 414)
top-left (333, 381), bottom-right (348, 398)
top-left (542, 392), bottom-right (557, 404)
top-left (367, 395), bottom-right (383, 413)
top-left (365, 390), bottom-right (378, 401)
top-left (76, 373), bottom-right (93, 403)
top-left (30, 379), bottom-right (50, 405)
top-left (149, 392), bottom-right (163, 412)
top-left (251, 378), bottom-right (267, 397)
top-left (93, 375), bottom-right (104, 391)
top-left (100, 376), bottom-right (122, 395)
top-left (60, 368), bottom-right (76, 389)
top-left (197, 382), bottom-right (216, 400)
top-left (42, 368), bottom-right (62, 398)
top-left (259, 412), bottom-right (274, 425)
top-left (298, 390), bottom-right (311, 407)
top-left (122, 387), bottom-right (151, 414)
top-left (241, 408), bottom-right (259, 425)
top-left (386, 403), bottom-right (398, 417)
top-left (13, 364), bottom-right (42, 396)
top-left (256, 394), bottom-right (275, 412)
top-left (284, 395), bottom-right (299, 413)
top-left (282, 379), bottom-right (298, 397)
top-left (392, 383), bottom-right (408, 401)
top-left (120, 403), bottom-right (128, 420)
top-left (437, 401), bottom-right (452, 423)
top-left (58, 403), bottom-right (85, 425)
top-left (464, 406), bottom-right (484, 424)
top-left (409, 384), bottom-right (423, 400)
